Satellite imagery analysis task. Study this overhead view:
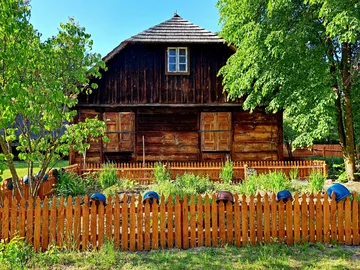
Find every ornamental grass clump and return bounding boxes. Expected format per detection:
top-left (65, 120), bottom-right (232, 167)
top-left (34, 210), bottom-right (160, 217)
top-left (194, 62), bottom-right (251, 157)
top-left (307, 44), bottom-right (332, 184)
top-left (308, 169), bottom-right (325, 193)
top-left (99, 163), bottom-right (118, 189)
top-left (219, 159), bottom-right (234, 184)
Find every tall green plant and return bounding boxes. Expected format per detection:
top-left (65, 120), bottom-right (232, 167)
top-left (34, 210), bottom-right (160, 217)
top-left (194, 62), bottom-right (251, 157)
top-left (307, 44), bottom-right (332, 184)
top-left (219, 159), bottom-right (233, 184)
top-left (308, 169), bottom-right (325, 193)
top-left (154, 162), bottom-right (171, 183)
top-left (99, 163), bottom-right (118, 189)
top-left (55, 171), bottom-right (86, 197)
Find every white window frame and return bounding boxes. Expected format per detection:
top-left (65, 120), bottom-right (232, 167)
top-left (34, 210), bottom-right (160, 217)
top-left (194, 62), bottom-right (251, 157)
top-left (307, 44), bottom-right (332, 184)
top-left (167, 47), bottom-right (188, 73)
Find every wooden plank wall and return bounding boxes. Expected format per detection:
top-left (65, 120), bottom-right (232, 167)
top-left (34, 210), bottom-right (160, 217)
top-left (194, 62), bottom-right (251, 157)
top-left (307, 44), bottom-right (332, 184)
top-left (73, 108), bottom-right (283, 164)
top-left (0, 192), bottom-right (358, 251)
top-left (79, 43), bottom-right (235, 105)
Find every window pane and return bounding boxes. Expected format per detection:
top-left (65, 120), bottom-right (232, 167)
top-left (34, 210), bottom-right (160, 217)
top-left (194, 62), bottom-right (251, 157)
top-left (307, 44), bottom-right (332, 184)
top-left (169, 56), bottom-right (176, 64)
top-left (179, 64), bottom-right (187, 72)
top-left (168, 49), bottom-right (176, 56)
top-left (179, 49), bottom-right (186, 56)
top-left (168, 64), bottom-right (176, 72)
top-left (179, 56), bottom-right (186, 64)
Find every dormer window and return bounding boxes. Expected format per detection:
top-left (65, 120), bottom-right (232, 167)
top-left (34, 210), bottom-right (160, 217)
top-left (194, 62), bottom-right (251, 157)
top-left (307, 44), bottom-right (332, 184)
top-left (166, 47), bottom-right (189, 74)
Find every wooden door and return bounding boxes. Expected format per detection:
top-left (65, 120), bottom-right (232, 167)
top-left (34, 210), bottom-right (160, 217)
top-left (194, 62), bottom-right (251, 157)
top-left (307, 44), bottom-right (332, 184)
top-left (200, 112), bottom-right (232, 151)
top-left (104, 112), bottom-right (135, 152)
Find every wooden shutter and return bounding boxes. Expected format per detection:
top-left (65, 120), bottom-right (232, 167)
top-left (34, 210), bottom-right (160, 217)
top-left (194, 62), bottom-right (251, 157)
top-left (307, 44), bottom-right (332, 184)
top-left (119, 112), bottom-right (135, 151)
top-left (201, 113), bottom-right (217, 151)
top-left (200, 112), bottom-right (232, 151)
top-left (217, 112), bottom-right (232, 151)
top-left (104, 112), bottom-right (135, 152)
top-left (104, 112), bottom-right (120, 152)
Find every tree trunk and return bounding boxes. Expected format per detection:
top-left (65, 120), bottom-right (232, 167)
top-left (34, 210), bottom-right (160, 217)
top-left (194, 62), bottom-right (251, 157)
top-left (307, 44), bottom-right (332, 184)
top-left (341, 42), bottom-right (356, 181)
top-left (285, 142), bottom-right (293, 159)
top-left (0, 137), bottom-right (24, 198)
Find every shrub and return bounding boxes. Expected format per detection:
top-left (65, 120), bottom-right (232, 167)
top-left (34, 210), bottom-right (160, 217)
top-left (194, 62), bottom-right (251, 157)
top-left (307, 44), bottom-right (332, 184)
top-left (103, 178), bottom-right (138, 197)
top-left (289, 168), bottom-right (299, 180)
top-left (219, 159), bottom-right (233, 184)
top-left (154, 162), bottom-right (171, 183)
top-left (99, 163), bottom-right (118, 189)
top-left (308, 169), bottom-right (325, 193)
top-left (0, 236), bottom-right (33, 268)
top-left (55, 171), bottom-right (86, 197)
top-left (238, 171), bottom-right (291, 195)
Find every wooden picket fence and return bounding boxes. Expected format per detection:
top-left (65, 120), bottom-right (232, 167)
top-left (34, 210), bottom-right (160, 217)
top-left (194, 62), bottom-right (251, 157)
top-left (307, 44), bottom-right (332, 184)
top-left (0, 164), bottom-right (80, 202)
top-left (0, 192), bottom-right (358, 251)
top-left (81, 160), bottom-right (328, 184)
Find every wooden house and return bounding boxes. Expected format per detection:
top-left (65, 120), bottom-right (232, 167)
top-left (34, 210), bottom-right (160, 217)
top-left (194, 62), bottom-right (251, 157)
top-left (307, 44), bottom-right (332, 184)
top-left (71, 14), bottom-right (283, 164)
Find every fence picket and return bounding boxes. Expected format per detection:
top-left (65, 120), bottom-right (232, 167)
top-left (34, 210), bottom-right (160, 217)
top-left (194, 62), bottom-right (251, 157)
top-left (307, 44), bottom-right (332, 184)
top-left (241, 195), bottom-right (248, 246)
top-left (345, 197), bottom-right (351, 245)
top-left (66, 196), bottom-right (73, 249)
top-left (315, 193), bottom-right (322, 243)
top-left (82, 196), bottom-right (89, 250)
top-left (323, 193), bottom-right (330, 244)
top-left (263, 194), bottom-right (270, 243)
top-left (114, 196), bottom-right (120, 249)
top-left (160, 195), bottom-right (166, 249)
top-left (90, 200), bottom-right (97, 249)
top-left (204, 195), bottom-right (211, 247)
top-left (271, 193), bottom-right (277, 242)
top-left (26, 197), bottom-right (34, 245)
top-left (74, 196), bottom-right (81, 250)
top-left (211, 194), bottom-right (218, 247)
top-left (129, 196), bottom-right (136, 251)
top-left (42, 197), bottom-right (49, 250)
top-left (19, 198), bottom-right (26, 238)
top-left (234, 194), bottom-right (241, 247)
top-left (182, 195), bottom-right (189, 250)
top-left (226, 200), bottom-right (233, 245)
top-left (10, 197), bottom-right (17, 239)
top-left (352, 192), bottom-right (359, 245)
top-left (175, 195), bottom-right (182, 249)
top-left (330, 193), bottom-right (337, 242)
top-left (309, 194), bottom-right (315, 243)
top-left (189, 195), bottom-right (196, 248)
top-left (98, 202), bottom-right (105, 249)
top-left (197, 194), bottom-right (204, 247)
top-left (50, 196), bottom-right (57, 246)
top-left (286, 198), bottom-right (293, 245)
top-left (122, 195), bottom-right (129, 251)
top-left (293, 193), bottom-right (300, 244)
top-left (144, 199), bottom-right (151, 251)
top-left (152, 199), bottom-right (159, 250)
top-left (338, 200), bottom-right (344, 244)
top-left (167, 195), bottom-right (173, 249)
top-left (256, 193), bottom-right (262, 243)
top-left (106, 196), bottom-right (112, 240)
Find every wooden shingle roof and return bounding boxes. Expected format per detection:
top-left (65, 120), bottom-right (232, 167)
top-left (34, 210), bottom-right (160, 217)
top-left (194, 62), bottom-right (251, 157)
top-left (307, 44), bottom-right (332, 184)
top-left (126, 13), bottom-right (223, 43)
top-left (103, 13), bottom-right (225, 62)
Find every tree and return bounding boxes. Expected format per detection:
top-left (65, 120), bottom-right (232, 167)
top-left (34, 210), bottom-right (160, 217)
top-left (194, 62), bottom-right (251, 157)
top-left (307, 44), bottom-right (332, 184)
top-left (217, 0), bottom-right (360, 181)
top-left (0, 0), bottom-right (107, 198)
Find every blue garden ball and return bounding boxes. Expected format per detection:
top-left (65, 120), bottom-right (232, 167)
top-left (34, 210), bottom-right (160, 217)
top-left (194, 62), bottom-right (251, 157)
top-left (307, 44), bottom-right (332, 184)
top-left (143, 191), bottom-right (159, 204)
top-left (37, 172), bottom-right (49, 181)
top-left (327, 183), bottom-right (351, 202)
top-left (7, 182), bottom-right (13, 190)
top-left (23, 175), bottom-right (29, 185)
top-left (90, 193), bottom-right (107, 204)
top-left (277, 190), bottom-right (293, 202)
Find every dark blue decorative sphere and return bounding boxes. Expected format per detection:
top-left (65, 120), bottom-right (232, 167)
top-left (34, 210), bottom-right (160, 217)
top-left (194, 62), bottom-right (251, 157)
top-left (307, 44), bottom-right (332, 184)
top-left (143, 191), bottom-right (159, 204)
top-left (277, 190), bottom-right (293, 202)
top-left (327, 183), bottom-right (351, 202)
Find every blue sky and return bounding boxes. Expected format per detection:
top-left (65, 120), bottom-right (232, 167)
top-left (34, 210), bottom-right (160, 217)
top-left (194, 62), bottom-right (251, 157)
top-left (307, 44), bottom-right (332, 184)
top-left (30, 0), bottom-right (221, 57)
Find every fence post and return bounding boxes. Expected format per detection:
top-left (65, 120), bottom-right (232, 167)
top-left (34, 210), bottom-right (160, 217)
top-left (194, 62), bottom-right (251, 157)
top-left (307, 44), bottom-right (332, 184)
top-left (244, 164), bottom-right (248, 180)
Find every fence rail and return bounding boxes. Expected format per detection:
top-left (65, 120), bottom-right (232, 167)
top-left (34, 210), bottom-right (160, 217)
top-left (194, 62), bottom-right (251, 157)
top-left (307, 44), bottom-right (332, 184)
top-left (81, 160), bottom-right (328, 183)
top-left (0, 192), bottom-right (358, 251)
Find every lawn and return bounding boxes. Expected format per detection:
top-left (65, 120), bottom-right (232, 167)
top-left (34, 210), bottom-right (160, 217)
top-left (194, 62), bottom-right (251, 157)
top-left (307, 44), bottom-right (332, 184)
top-left (10, 242), bottom-right (360, 270)
top-left (1, 160), bottom-right (69, 180)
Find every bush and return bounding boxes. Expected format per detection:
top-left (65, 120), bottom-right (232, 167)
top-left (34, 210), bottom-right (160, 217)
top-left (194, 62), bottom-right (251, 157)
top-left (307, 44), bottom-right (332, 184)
top-left (308, 169), bottom-right (325, 193)
top-left (154, 162), bottom-right (171, 183)
top-left (99, 163), bottom-right (118, 189)
top-left (238, 171), bottom-right (291, 195)
top-left (219, 159), bottom-right (233, 184)
top-left (55, 171), bottom-right (86, 197)
top-left (289, 168), bottom-right (299, 180)
top-left (0, 236), bottom-right (33, 268)
top-left (103, 178), bottom-right (138, 197)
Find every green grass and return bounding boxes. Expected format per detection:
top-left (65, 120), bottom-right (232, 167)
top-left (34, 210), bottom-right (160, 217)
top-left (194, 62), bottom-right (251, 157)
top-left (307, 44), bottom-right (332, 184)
top-left (1, 160), bottom-right (69, 180)
top-left (19, 242), bottom-right (360, 270)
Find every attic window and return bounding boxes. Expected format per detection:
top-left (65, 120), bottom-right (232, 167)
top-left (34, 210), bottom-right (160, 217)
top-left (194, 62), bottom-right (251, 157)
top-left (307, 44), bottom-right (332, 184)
top-left (166, 47), bottom-right (189, 74)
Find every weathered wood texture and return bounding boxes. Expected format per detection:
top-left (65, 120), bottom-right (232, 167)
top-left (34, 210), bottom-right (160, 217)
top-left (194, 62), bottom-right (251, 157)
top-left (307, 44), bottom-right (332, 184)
top-left (79, 43), bottom-right (235, 105)
top-left (72, 107), bottom-right (282, 163)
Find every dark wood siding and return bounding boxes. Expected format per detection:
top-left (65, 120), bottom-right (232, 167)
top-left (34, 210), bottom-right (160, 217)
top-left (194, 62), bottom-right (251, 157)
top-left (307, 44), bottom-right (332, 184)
top-left (79, 43), bottom-right (236, 106)
top-left (73, 107), bottom-right (283, 164)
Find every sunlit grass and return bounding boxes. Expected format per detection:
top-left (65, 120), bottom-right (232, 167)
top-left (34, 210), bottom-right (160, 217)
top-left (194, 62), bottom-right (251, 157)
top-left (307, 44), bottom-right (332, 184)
top-left (1, 160), bottom-right (69, 180)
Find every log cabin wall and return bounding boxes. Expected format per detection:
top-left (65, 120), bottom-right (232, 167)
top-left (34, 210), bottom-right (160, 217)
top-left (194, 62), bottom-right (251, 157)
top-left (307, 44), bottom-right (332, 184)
top-left (78, 43), bottom-right (236, 106)
top-left (71, 107), bottom-right (283, 164)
